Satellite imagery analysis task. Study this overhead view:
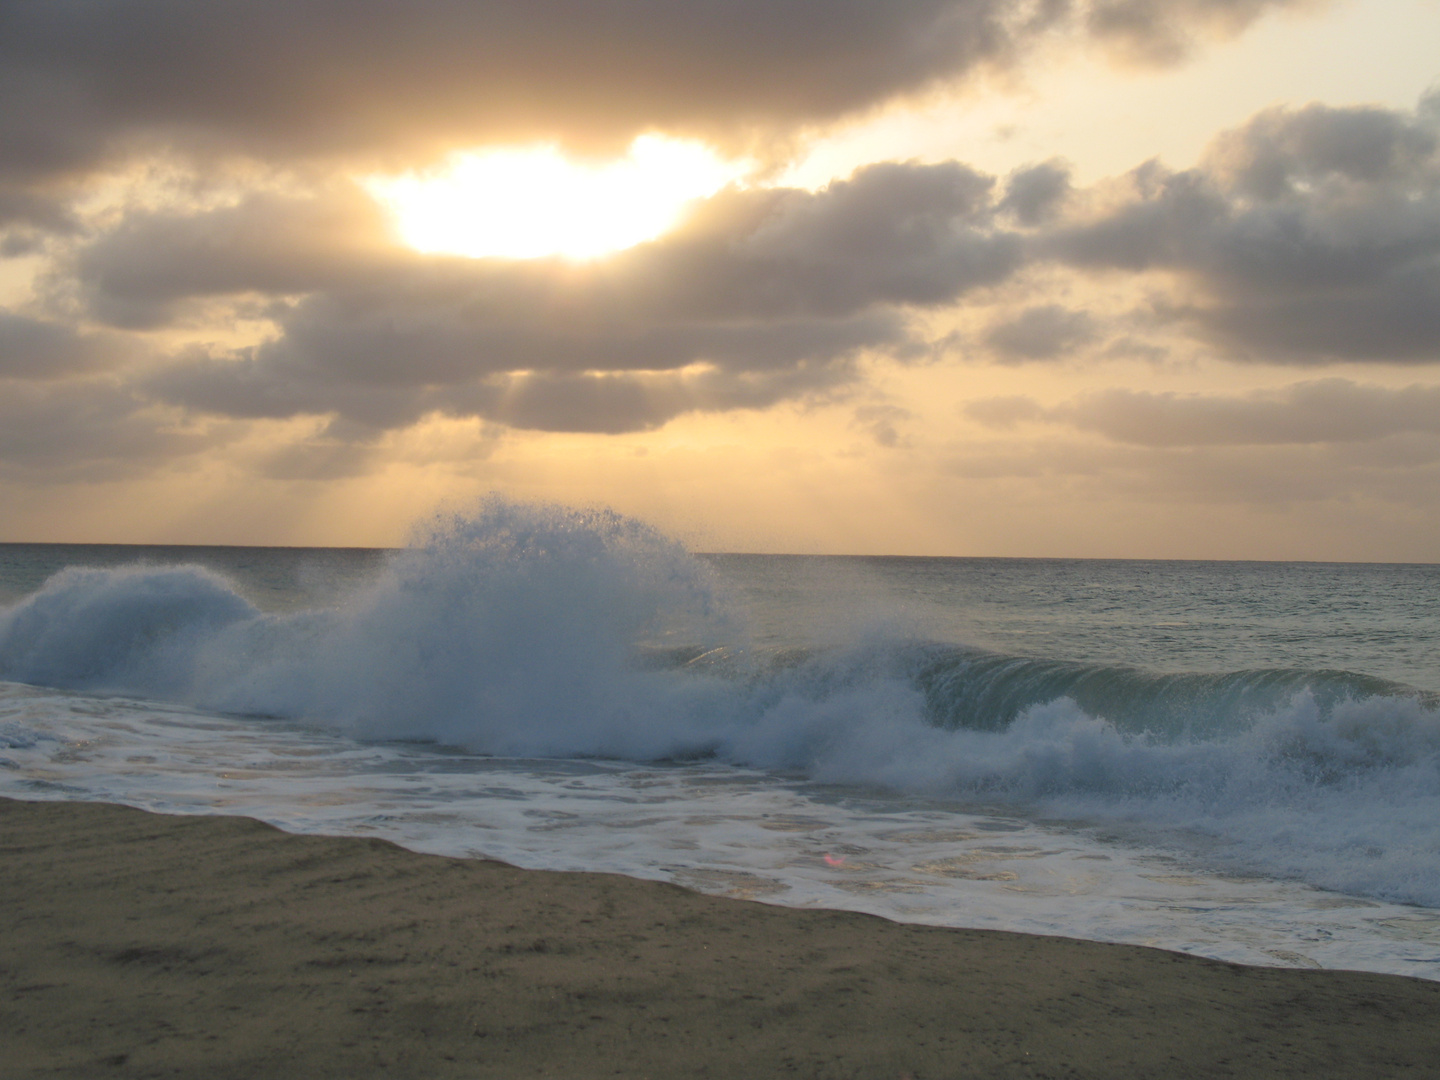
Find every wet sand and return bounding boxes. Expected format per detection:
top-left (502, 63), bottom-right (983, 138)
top-left (4, 796), bottom-right (1439, 1079)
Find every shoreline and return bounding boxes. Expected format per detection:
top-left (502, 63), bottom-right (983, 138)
top-left (5, 796), bottom-right (1440, 1079)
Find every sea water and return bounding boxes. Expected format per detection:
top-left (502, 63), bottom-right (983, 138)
top-left (2, 499), bottom-right (1439, 979)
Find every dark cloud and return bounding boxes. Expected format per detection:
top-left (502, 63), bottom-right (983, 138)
top-left (0, 188), bottom-right (75, 236)
top-left (0, 310), bottom-right (139, 378)
top-left (51, 91), bottom-right (1440, 451)
top-left (1086, 0), bottom-right (1281, 65)
top-left (118, 162), bottom-right (1021, 434)
top-left (68, 185), bottom-right (401, 329)
top-left (1048, 162), bottom-right (1228, 271)
top-left (967, 379), bottom-right (1440, 446)
top-left (1047, 100), bottom-right (1440, 362)
top-left (983, 303), bottom-right (1097, 360)
top-left (738, 162), bottom-right (1014, 311)
top-left (0, 2), bottom-right (1009, 165)
top-left (1191, 274), bottom-right (1440, 362)
top-left (0, 0), bottom-right (1312, 222)
top-left (467, 364), bottom-right (858, 434)
top-left (998, 160), bottom-right (1071, 225)
top-left (0, 378), bottom-right (227, 479)
top-left (7, 81), bottom-right (1438, 481)
top-left (1205, 101), bottom-right (1438, 198)
top-left (75, 162), bottom-right (1018, 330)
top-left (149, 335), bottom-right (872, 436)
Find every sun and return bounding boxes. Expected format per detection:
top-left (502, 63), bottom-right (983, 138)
top-left (366, 136), bottom-right (747, 260)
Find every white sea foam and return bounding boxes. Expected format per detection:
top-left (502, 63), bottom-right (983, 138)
top-left (3, 682), bottom-right (1439, 980)
top-left (2, 498), bottom-right (1439, 916)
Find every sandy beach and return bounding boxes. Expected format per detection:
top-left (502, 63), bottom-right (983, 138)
top-left (4, 796), bottom-right (1440, 1079)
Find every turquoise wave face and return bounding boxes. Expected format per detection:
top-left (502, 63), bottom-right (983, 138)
top-left (904, 643), bottom-right (1433, 736)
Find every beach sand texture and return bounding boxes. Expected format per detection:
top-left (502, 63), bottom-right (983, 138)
top-left (4, 797), bottom-right (1440, 1079)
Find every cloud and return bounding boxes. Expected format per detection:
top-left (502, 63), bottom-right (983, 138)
top-left (738, 162), bottom-right (1016, 311)
top-left (1086, 0), bottom-right (1286, 65)
top-left (942, 429), bottom-right (1440, 515)
top-left (983, 303), bottom-right (1098, 360)
top-left (466, 365), bottom-right (859, 434)
top-left (852, 403), bottom-right (914, 447)
top-left (149, 337), bottom-right (873, 436)
top-left (998, 160), bottom-right (1072, 225)
top-left (0, 311), bottom-right (140, 378)
top-left (121, 162), bottom-right (1021, 434)
top-left (9, 87), bottom-right (1439, 483)
top-left (962, 395), bottom-right (1048, 428)
top-left (0, 0), bottom-right (1314, 222)
top-left (67, 185), bottom-right (401, 329)
top-left (966, 379), bottom-right (1440, 446)
top-left (36, 97), bottom-right (1440, 452)
top-left (1046, 98), bottom-right (1440, 362)
top-left (0, 378), bottom-right (228, 479)
top-left (0, 2), bottom-right (1013, 167)
top-left (76, 162), bottom-right (1019, 328)
top-left (1204, 100), bottom-right (1438, 197)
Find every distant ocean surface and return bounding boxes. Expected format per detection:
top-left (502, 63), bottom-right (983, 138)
top-left (3, 499), bottom-right (1439, 979)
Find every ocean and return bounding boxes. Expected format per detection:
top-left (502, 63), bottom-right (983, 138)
top-left (2, 498), bottom-right (1439, 979)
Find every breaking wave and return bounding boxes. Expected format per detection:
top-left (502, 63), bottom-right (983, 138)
top-left (3, 497), bottom-right (1440, 904)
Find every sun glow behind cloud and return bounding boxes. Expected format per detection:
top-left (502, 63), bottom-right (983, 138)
top-left (367, 136), bottom-right (747, 260)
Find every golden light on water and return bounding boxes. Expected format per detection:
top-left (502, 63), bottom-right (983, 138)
top-left (367, 136), bottom-right (747, 260)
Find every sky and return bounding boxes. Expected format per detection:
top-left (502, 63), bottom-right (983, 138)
top-left (1, 0), bottom-right (1438, 559)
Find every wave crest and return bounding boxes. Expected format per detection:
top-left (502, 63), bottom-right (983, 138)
top-left (4, 498), bottom-right (1440, 903)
